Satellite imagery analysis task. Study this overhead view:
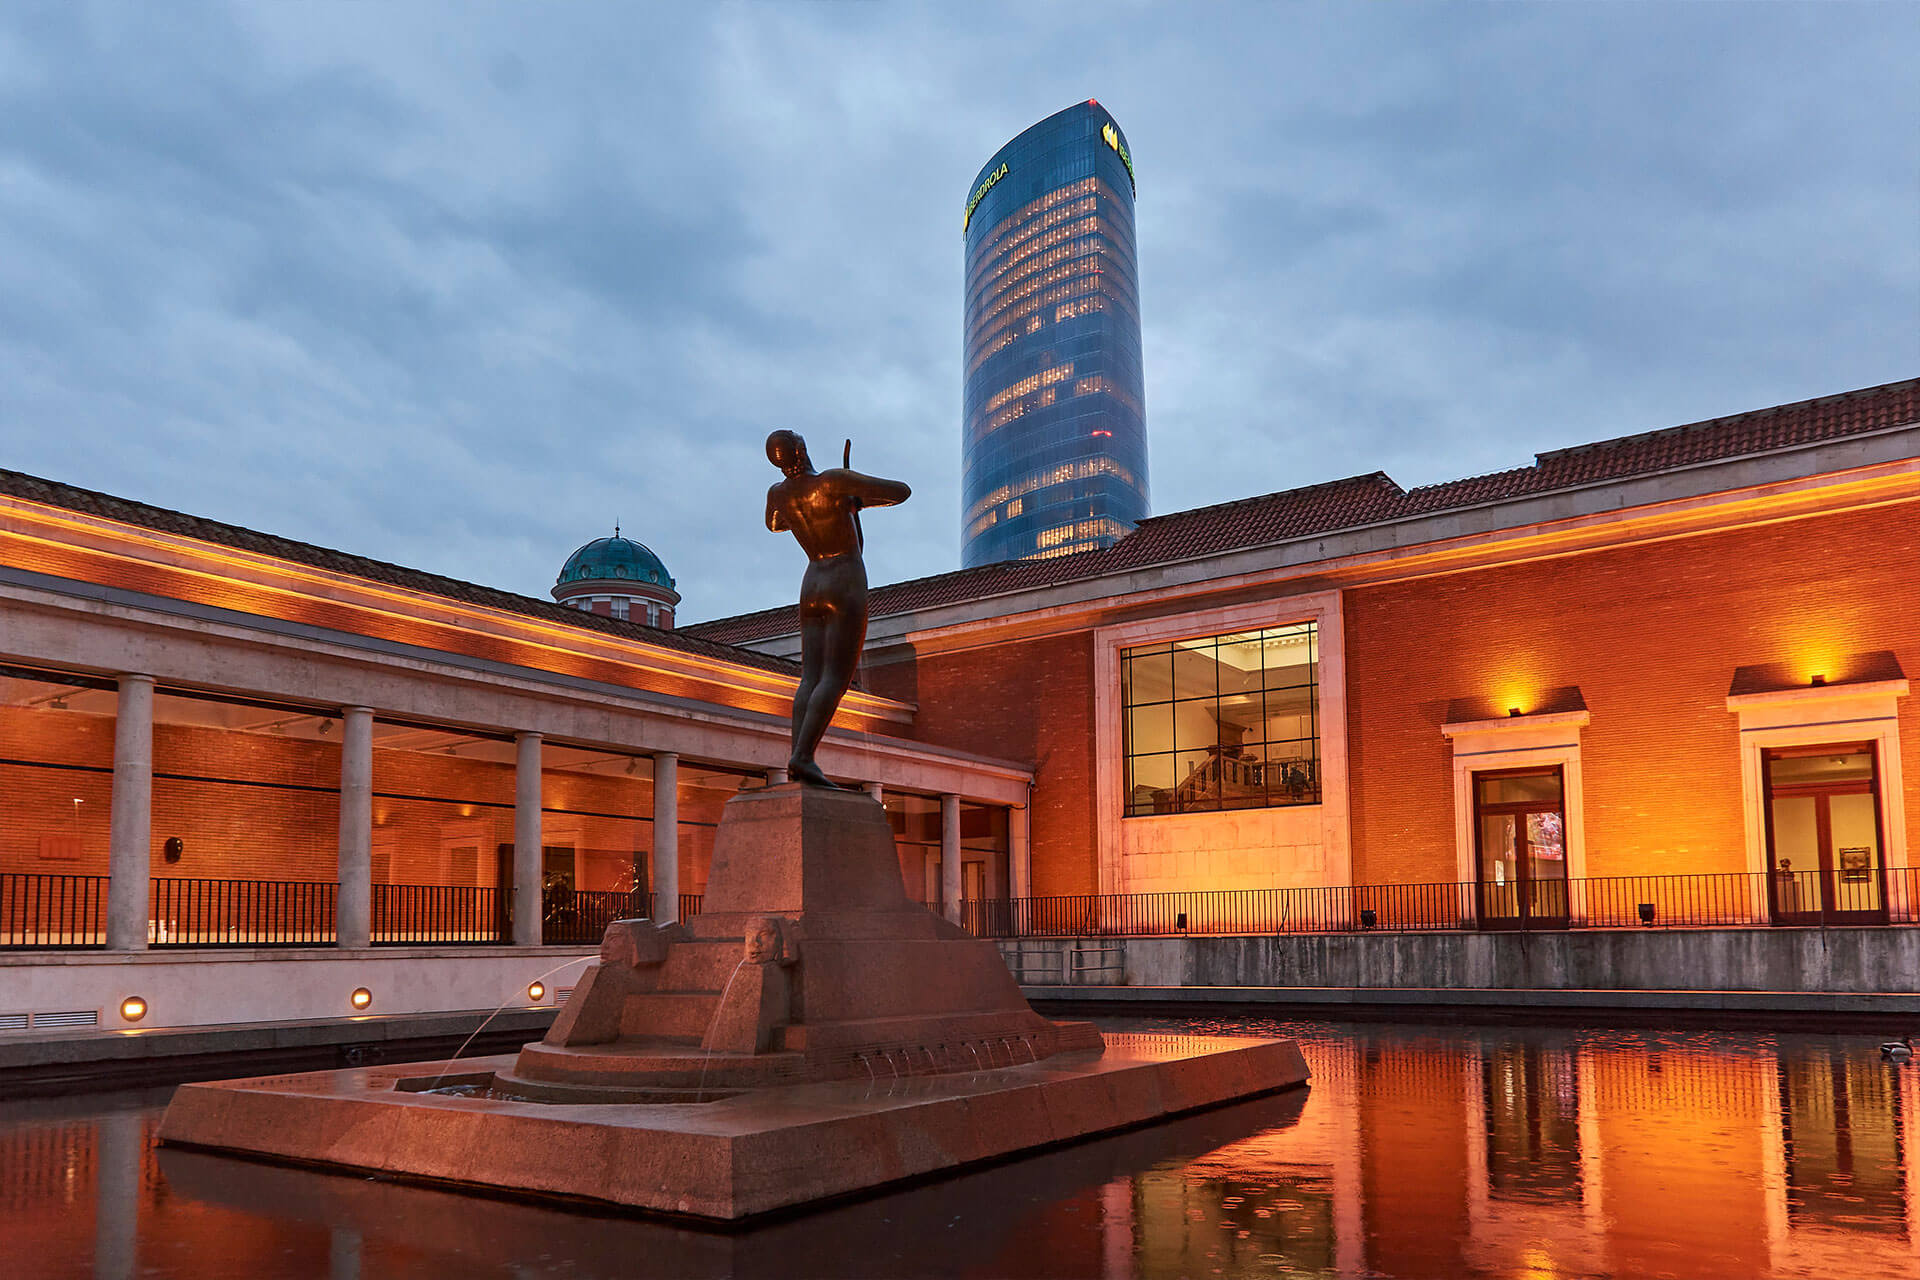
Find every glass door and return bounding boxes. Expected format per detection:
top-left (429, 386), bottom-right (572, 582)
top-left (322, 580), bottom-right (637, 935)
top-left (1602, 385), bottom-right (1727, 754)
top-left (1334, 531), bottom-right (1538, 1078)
top-left (1474, 767), bottom-right (1569, 929)
top-left (1764, 743), bottom-right (1887, 925)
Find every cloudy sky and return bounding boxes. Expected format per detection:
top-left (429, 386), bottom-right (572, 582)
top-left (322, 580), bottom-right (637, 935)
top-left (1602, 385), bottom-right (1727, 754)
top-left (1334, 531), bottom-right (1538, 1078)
top-left (1, 3), bottom-right (1914, 623)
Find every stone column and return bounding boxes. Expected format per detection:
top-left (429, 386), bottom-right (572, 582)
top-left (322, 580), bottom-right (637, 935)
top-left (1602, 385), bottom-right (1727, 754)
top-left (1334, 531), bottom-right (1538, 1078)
top-left (335, 707), bottom-right (374, 948)
top-left (106, 674), bottom-right (154, 952)
top-left (653, 752), bottom-right (679, 923)
top-left (865, 781), bottom-right (884, 802)
top-left (941, 792), bottom-right (962, 925)
top-left (513, 732), bottom-right (543, 947)
top-left (1010, 799), bottom-right (1032, 901)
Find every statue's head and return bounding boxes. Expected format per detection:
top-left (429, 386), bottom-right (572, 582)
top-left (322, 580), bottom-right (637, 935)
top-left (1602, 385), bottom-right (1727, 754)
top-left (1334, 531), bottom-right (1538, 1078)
top-left (765, 430), bottom-right (811, 476)
top-left (743, 915), bottom-right (788, 964)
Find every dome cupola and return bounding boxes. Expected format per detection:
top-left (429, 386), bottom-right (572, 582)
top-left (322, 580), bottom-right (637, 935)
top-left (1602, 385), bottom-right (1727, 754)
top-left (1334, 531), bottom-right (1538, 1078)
top-left (552, 526), bottom-right (681, 628)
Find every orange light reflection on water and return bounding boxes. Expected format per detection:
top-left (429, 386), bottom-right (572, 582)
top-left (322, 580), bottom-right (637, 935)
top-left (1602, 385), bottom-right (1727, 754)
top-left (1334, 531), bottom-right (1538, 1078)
top-left (3, 1020), bottom-right (1917, 1278)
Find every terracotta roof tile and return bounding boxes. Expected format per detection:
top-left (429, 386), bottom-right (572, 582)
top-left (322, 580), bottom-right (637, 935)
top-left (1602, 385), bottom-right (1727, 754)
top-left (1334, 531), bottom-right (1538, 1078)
top-left (691, 378), bottom-right (1919, 645)
top-left (0, 467), bottom-right (800, 677)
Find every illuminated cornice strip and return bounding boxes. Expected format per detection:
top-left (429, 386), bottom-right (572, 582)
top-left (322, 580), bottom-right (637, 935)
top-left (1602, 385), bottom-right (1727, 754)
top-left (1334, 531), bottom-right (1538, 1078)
top-left (0, 496), bottom-right (911, 724)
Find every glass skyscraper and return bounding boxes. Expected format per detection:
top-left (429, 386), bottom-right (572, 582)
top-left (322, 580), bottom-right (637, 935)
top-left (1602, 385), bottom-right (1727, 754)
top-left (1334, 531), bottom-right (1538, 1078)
top-left (962, 100), bottom-right (1149, 567)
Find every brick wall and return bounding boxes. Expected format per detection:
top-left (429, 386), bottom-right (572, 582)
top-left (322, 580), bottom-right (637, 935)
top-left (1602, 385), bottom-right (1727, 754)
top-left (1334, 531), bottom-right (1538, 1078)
top-left (0, 705), bottom-right (116, 875)
top-left (1345, 501), bottom-right (1920, 886)
top-left (867, 632), bottom-right (1100, 896)
top-left (0, 702), bottom-right (736, 894)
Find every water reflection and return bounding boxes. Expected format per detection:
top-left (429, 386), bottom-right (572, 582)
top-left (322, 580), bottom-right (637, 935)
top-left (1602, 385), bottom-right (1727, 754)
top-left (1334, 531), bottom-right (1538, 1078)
top-left (7, 1020), bottom-right (1920, 1278)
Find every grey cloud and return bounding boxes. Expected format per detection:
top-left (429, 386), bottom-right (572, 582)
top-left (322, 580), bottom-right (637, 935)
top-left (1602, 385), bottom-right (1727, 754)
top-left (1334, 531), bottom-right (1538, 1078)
top-left (0, 1), bottom-right (1913, 624)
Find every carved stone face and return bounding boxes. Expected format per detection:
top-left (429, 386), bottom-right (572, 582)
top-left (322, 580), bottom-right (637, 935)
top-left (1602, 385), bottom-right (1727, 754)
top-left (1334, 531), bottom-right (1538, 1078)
top-left (743, 916), bottom-right (783, 964)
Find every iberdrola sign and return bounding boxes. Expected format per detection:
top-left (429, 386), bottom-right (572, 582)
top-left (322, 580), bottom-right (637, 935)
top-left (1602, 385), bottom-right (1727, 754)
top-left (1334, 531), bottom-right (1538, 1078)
top-left (964, 162), bottom-right (1009, 233)
top-left (1101, 122), bottom-right (1135, 193)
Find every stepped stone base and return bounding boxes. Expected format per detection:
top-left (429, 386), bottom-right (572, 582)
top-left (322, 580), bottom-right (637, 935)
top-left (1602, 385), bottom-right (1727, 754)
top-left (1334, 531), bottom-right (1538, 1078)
top-left (513, 784), bottom-right (1106, 1096)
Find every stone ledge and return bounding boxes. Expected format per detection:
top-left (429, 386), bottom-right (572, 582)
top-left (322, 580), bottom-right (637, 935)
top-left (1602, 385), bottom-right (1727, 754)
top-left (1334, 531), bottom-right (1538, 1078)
top-left (0, 946), bottom-right (593, 968)
top-left (1020, 984), bottom-right (1920, 1014)
top-left (0, 1008), bottom-right (558, 1069)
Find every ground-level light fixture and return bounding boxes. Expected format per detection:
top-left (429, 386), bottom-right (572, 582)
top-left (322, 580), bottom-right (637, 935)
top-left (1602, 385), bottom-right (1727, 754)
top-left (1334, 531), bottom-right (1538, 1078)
top-left (350, 987), bottom-right (374, 1011)
top-left (527, 981), bottom-right (546, 1002)
top-left (120, 995), bottom-right (148, 1023)
top-left (1360, 909), bottom-right (1378, 930)
top-left (1810, 673), bottom-right (1828, 686)
top-left (1637, 903), bottom-right (1657, 926)
top-left (1507, 706), bottom-right (1523, 718)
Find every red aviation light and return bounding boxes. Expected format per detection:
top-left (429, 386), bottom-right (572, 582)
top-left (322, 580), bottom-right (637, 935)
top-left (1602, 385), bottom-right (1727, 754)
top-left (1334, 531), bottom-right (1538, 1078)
top-left (1091, 429), bottom-right (1112, 437)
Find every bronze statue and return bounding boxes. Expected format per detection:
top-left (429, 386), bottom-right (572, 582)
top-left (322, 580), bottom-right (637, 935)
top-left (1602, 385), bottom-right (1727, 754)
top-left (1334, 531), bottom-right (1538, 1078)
top-left (765, 430), bottom-right (910, 788)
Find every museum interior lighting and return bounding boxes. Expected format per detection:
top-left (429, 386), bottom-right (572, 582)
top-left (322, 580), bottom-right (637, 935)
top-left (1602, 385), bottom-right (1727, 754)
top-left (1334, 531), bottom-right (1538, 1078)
top-left (119, 996), bottom-right (147, 1023)
top-left (528, 981), bottom-right (546, 1002)
top-left (350, 987), bottom-right (373, 1010)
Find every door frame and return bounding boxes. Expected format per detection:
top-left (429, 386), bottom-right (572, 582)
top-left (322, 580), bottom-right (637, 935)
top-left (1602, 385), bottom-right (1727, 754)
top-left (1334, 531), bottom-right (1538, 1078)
top-left (1728, 674), bottom-right (1908, 922)
top-left (1761, 740), bottom-right (1890, 926)
top-left (1472, 764), bottom-right (1571, 931)
top-left (1444, 707), bottom-right (1589, 927)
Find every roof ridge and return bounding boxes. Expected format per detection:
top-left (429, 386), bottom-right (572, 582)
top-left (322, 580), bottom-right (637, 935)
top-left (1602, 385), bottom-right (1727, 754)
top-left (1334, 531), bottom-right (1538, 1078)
top-left (1129, 471), bottom-right (1402, 528)
top-left (0, 466), bottom-right (795, 672)
top-left (1536, 378), bottom-right (1920, 464)
top-left (1402, 463), bottom-right (1536, 498)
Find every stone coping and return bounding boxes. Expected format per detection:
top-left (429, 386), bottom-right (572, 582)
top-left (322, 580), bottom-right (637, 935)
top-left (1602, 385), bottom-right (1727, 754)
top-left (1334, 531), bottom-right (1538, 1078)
top-left (160, 1032), bottom-right (1310, 1221)
top-left (0, 1008), bottom-right (557, 1068)
top-left (1021, 985), bottom-right (1920, 1012)
top-left (0, 946), bottom-right (595, 967)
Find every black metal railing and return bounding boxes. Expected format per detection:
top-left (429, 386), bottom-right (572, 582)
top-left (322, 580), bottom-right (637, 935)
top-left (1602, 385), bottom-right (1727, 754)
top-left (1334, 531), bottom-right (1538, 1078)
top-left (8, 867), bottom-right (1906, 951)
top-left (150, 877), bottom-right (336, 947)
top-left (0, 872), bottom-right (108, 949)
top-left (371, 883), bottom-right (507, 945)
top-left (542, 886), bottom-right (647, 945)
top-left (959, 869), bottom-right (1916, 939)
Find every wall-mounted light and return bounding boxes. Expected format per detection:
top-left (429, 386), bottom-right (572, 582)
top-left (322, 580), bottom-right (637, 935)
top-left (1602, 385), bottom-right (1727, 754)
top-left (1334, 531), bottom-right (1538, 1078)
top-left (163, 836), bottom-right (184, 864)
top-left (319, 718), bottom-right (335, 735)
top-left (1810, 673), bottom-right (1828, 687)
top-left (527, 981), bottom-right (546, 1002)
top-left (49, 696), bottom-right (68, 711)
top-left (120, 996), bottom-right (148, 1023)
top-left (350, 987), bottom-right (373, 1011)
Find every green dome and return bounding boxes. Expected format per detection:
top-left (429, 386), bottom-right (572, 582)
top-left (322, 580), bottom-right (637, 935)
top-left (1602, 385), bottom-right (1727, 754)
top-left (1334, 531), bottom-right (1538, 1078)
top-left (556, 532), bottom-right (675, 590)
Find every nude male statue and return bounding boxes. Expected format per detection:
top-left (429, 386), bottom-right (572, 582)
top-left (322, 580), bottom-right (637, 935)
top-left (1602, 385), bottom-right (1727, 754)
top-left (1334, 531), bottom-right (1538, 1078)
top-left (764, 430), bottom-right (911, 788)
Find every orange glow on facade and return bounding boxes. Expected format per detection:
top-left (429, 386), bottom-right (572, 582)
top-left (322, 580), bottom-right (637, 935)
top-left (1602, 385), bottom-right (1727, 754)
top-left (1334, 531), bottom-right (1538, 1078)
top-left (0, 496), bottom-right (910, 730)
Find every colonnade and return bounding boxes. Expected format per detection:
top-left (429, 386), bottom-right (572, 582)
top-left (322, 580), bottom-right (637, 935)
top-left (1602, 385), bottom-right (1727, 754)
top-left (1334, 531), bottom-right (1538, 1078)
top-left (95, 673), bottom-right (1029, 951)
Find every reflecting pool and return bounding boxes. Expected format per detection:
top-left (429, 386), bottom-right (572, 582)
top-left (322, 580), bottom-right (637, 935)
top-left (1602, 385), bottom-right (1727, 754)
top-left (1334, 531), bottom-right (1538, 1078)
top-left (8, 1017), bottom-right (1920, 1278)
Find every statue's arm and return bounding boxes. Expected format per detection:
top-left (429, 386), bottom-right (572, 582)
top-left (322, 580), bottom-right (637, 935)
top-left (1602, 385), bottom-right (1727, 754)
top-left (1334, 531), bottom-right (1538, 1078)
top-left (842, 471), bottom-right (912, 510)
top-left (765, 487), bottom-right (788, 533)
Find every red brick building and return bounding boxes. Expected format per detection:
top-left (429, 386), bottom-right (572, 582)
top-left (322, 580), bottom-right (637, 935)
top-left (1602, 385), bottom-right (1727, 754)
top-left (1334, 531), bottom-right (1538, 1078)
top-left (696, 379), bottom-right (1920, 930)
